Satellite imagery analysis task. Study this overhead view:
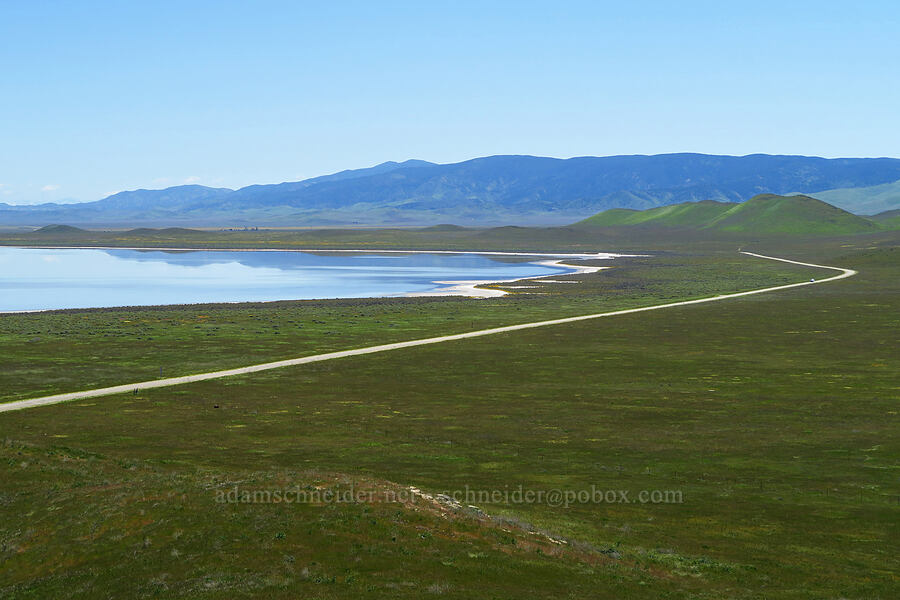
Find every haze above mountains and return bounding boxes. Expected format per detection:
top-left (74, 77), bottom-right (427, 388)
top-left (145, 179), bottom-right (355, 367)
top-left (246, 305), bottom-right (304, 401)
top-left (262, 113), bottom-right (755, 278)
top-left (3, 153), bottom-right (900, 228)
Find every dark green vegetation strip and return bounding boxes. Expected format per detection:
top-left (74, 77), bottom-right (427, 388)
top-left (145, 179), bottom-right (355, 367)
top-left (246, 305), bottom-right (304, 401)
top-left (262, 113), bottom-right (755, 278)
top-left (0, 234), bottom-right (897, 598)
top-left (0, 213), bottom-right (895, 252)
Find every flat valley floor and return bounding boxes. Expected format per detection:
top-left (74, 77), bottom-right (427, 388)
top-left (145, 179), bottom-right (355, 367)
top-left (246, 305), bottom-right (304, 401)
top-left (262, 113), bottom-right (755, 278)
top-left (0, 229), bottom-right (897, 598)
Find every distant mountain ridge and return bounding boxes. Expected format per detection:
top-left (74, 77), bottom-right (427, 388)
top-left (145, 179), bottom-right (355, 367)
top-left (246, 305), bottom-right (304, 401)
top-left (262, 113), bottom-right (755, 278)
top-left (3, 154), bottom-right (900, 227)
top-left (800, 179), bottom-right (900, 215)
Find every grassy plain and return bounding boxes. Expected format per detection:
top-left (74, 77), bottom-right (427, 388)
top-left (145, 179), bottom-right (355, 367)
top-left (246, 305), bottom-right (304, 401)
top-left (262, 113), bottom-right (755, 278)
top-left (0, 228), bottom-right (897, 598)
top-left (1, 252), bottom-right (817, 403)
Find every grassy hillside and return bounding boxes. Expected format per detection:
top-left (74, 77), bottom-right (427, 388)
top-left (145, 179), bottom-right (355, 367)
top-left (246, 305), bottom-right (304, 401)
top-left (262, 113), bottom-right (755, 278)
top-left (707, 194), bottom-right (879, 233)
top-left (579, 194), bottom-right (881, 235)
top-left (578, 200), bottom-right (734, 227)
top-left (32, 224), bottom-right (91, 235)
top-left (872, 208), bottom-right (900, 229)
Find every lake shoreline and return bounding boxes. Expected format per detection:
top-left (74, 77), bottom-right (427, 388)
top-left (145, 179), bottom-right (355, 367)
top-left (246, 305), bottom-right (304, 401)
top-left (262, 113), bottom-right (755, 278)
top-left (0, 247), bottom-right (629, 312)
top-left (406, 259), bottom-right (611, 298)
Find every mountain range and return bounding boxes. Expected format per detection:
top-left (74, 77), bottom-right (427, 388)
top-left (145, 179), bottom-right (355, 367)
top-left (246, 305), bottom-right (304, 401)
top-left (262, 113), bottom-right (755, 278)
top-left (3, 154), bottom-right (900, 227)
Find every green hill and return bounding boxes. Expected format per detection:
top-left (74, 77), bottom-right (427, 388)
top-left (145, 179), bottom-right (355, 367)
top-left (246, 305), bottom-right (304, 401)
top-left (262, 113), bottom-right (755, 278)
top-left (872, 208), bottom-right (900, 229)
top-left (421, 223), bottom-right (469, 232)
top-left (32, 224), bottom-right (89, 235)
top-left (578, 200), bottom-right (734, 227)
top-left (707, 194), bottom-right (880, 234)
top-left (577, 194), bottom-right (880, 235)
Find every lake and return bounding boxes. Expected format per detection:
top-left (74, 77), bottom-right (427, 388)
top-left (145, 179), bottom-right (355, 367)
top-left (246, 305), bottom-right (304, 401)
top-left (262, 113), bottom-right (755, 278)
top-left (0, 247), bottom-right (606, 311)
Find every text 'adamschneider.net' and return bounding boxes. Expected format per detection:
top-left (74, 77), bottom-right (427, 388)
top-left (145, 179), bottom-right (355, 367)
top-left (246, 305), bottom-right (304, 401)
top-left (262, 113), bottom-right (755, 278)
top-left (215, 485), bottom-right (684, 509)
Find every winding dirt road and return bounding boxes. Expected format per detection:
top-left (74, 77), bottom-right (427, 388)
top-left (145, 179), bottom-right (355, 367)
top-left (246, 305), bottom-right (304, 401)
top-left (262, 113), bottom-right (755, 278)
top-left (0, 251), bottom-right (856, 414)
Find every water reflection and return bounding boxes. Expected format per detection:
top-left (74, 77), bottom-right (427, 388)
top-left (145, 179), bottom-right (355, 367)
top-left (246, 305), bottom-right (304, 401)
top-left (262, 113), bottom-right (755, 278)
top-left (0, 247), bottom-right (568, 311)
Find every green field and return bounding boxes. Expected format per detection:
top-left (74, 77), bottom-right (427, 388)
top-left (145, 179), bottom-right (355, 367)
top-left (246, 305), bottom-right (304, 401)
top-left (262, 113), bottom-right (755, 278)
top-left (0, 229), bottom-right (897, 598)
top-left (0, 253), bottom-right (820, 404)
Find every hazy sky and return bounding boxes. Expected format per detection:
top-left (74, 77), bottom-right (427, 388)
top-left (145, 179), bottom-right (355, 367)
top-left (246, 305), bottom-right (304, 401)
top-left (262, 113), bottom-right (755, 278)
top-left (2, 1), bottom-right (898, 204)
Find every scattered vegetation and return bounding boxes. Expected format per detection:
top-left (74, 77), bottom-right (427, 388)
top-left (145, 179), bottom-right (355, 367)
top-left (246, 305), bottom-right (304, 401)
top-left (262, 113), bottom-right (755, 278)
top-left (0, 253), bottom-right (817, 403)
top-left (0, 230), bottom-right (897, 598)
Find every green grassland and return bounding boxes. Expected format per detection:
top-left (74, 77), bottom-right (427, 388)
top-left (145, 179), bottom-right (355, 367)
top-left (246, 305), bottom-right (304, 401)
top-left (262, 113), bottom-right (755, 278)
top-left (0, 229), bottom-right (898, 598)
top-left (0, 253), bottom-right (819, 404)
top-left (577, 200), bottom-right (737, 227)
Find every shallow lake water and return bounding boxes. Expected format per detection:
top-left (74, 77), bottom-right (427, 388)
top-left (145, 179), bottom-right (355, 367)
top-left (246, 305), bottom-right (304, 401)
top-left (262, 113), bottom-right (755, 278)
top-left (0, 247), bottom-right (582, 311)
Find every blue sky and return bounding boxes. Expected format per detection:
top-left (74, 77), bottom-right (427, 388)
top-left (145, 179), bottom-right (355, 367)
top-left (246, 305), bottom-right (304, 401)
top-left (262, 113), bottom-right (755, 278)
top-left (1, 1), bottom-right (898, 204)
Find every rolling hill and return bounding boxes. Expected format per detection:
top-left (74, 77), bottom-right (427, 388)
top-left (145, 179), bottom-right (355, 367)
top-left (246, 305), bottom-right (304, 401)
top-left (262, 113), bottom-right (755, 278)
top-left (871, 208), bottom-right (900, 229)
top-left (575, 200), bottom-right (735, 227)
top-left (578, 194), bottom-right (883, 235)
top-left (802, 179), bottom-right (900, 215)
top-left (4, 154), bottom-right (900, 227)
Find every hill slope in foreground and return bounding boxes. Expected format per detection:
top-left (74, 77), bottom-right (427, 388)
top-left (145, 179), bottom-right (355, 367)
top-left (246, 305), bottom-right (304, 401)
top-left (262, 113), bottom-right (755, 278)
top-left (577, 194), bottom-right (884, 234)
